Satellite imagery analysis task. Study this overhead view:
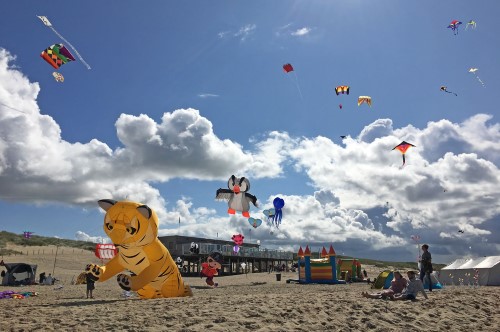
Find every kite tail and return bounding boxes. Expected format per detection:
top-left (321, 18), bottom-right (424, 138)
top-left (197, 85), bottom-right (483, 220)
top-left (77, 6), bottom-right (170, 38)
top-left (402, 155), bottom-right (406, 167)
top-left (476, 76), bottom-right (485, 87)
top-left (50, 26), bottom-right (91, 70)
top-left (275, 210), bottom-right (282, 224)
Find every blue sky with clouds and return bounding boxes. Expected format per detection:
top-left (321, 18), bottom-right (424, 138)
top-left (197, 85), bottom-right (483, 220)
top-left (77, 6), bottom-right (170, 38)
top-left (0, 1), bottom-right (498, 263)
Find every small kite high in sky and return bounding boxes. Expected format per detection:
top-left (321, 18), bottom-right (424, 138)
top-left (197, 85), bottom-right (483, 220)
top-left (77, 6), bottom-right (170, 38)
top-left (41, 44), bottom-right (75, 69)
top-left (465, 20), bottom-right (476, 30)
top-left (447, 20), bottom-right (462, 35)
top-left (335, 85), bottom-right (350, 95)
top-left (358, 96), bottom-right (372, 107)
top-left (283, 63), bottom-right (304, 101)
top-left (468, 68), bottom-right (485, 87)
top-left (37, 15), bottom-right (91, 69)
top-left (392, 141), bottom-right (415, 167)
top-left (52, 72), bottom-right (64, 82)
top-left (335, 86), bottom-right (349, 109)
top-left (440, 86), bottom-right (457, 96)
top-left (283, 63), bottom-right (294, 73)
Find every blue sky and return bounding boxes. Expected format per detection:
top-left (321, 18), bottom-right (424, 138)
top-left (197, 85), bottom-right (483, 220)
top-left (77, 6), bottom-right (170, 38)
top-left (0, 1), bottom-right (499, 263)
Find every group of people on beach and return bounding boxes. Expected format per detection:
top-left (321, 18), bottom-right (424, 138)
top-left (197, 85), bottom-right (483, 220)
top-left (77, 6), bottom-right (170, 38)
top-left (362, 244), bottom-right (433, 301)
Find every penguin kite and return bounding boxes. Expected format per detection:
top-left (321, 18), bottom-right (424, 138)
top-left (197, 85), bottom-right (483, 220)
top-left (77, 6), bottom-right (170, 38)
top-left (216, 175), bottom-right (258, 218)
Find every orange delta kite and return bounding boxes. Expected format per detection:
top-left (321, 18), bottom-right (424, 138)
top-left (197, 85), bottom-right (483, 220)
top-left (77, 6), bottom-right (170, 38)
top-left (358, 96), bottom-right (372, 107)
top-left (392, 141), bottom-right (416, 166)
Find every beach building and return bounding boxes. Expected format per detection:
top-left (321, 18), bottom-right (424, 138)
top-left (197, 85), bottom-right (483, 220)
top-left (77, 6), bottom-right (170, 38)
top-left (158, 235), bottom-right (293, 275)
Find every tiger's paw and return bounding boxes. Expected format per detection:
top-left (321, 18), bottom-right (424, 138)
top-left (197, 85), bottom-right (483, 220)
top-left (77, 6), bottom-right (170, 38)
top-left (85, 264), bottom-right (102, 282)
top-left (117, 273), bottom-right (132, 291)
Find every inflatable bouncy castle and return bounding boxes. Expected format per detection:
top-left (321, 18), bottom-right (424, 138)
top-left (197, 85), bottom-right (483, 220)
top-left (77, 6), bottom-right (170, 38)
top-left (297, 245), bottom-right (346, 284)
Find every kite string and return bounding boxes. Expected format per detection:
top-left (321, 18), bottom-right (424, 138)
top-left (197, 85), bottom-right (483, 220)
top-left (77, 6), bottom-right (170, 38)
top-left (49, 26), bottom-right (91, 70)
top-left (292, 71), bottom-right (304, 101)
top-left (0, 101), bottom-right (26, 114)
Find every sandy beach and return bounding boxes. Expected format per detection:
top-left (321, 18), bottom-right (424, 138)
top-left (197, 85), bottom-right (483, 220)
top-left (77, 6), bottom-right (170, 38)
top-left (1, 245), bottom-right (499, 332)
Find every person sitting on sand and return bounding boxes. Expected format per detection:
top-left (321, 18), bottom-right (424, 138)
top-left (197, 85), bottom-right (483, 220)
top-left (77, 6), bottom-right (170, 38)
top-left (1, 270), bottom-right (8, 286)
top-left (362, 271), bottom-right (406, 299)
top-left (44, 273), bottom-right (53, 285)
top-left (390, 270), bottom-right (428, 301)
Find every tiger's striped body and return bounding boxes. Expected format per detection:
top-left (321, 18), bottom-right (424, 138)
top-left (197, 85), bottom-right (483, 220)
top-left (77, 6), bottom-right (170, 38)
top-left (86, 200), bottom-right (192, 299)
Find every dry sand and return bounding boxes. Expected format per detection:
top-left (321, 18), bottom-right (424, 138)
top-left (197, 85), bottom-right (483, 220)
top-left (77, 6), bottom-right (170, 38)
top-left (1, 245), bottom-right (499, 332)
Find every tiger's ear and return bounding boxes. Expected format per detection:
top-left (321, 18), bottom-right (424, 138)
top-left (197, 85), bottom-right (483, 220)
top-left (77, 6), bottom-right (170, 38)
top-left (98, 199), bottom-right (117, 212)
top-left (137, 205), bottom-right (152, 219)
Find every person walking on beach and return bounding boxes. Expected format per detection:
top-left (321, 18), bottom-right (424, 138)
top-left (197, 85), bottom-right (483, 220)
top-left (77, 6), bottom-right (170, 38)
top-left (419, 244), bottom-right (433, 291)
top-left (86, 272), bottom-right (95, 298)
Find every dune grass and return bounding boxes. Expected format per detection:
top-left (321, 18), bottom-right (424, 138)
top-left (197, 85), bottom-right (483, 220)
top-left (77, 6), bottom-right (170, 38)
top-left (0, 230), bottom-right (95, 255)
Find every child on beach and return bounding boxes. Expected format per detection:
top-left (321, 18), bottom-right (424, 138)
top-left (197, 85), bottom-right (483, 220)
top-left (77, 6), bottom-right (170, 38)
top-left (86, 272), bottom-right (95, 299)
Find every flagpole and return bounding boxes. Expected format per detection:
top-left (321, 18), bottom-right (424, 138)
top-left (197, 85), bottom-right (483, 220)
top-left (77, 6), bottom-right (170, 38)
top-left (52, 245), bottom-right (59, 276)
top-left (178, 217), bottom-right (180, 235)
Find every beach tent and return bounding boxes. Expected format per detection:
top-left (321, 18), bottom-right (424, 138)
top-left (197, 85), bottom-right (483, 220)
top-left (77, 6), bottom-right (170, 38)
top-left (337, 258), bottom-right (364, 281)
top-left (439, 256), bottom-right (500, 286)
top-left (372, 270), bottom-right (393, 289)
top-left (1, 262), bottom-right (37, 286)
top-left (423, 271), bottom-right (443, 289)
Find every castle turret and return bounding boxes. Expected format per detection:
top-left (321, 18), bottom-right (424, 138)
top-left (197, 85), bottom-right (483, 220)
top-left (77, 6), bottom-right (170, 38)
top-left (328, 245), bottom-right (338, 282)
top-left (304, 245), bottom-right (311, 283)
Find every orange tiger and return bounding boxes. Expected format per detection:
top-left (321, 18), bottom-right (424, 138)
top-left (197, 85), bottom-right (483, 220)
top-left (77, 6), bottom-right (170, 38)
top-left (86, 199), bottom-right (192, 299)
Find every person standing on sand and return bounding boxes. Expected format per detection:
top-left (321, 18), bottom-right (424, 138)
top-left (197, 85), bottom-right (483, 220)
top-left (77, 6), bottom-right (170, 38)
top-left (39, 272), bottom-right (46, 284)
top-left (419, 244), bottom-right (433, 292)
top-left (86, 272), bottom-right (95, 298)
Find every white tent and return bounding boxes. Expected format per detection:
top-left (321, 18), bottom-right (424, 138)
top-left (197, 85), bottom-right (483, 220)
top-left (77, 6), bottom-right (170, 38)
top-left (439, 256), bottom-right (500, 286)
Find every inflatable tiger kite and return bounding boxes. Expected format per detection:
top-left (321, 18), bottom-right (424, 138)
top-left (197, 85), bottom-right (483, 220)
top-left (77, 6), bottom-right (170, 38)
top-left (86, 199), bottom-right (192, 299)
